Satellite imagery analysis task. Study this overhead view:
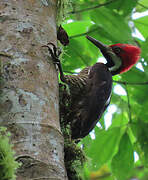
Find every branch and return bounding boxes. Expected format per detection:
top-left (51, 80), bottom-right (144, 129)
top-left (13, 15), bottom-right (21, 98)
top-left (113, 80), bottom-right (148, 85)
top-left (68, 0), bottom-right (117, 14)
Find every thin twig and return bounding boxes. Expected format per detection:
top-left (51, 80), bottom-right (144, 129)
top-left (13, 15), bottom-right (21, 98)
top-left (137, 2), bottom-right (148, 10)
top-left (63, 73), bottom-right (148, 85)
top-left (68, 0), bottom-right (117, 14)
top-left (113, 80), bottom-right (148, 85)
top-left (124, 84), bottom-right (132, 123)
top-left (69, 28), bottom-right (99, 39)
top-left (133, 21), bottom-right (148, 27)
top-left (63, 74), bottom-right (148, 86)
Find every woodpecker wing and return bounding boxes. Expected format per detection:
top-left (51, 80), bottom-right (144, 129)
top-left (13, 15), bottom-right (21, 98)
top-left (71, 63), bottom-right (112, 139)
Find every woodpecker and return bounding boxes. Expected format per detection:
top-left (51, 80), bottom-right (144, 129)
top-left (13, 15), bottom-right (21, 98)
top-left (44, 36), bottom-right (141, 139)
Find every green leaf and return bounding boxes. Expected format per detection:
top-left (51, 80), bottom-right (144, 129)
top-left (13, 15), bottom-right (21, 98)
top-left (121, 68), bottom-right (147, 83)
top-left (141, 38), bottom-right (148, 63)
top-left (90, 7), bottom-right (133, 43)
top-left (63, 21), bottom-right (92, 37)
top-left (135, 121), bottom-right (148, 166)
top-left (62, 38), bottom-right (89, 71)
top-left (84, 127), bottom-right (122, 170)
top-left (62, 36), bottom-right (99, 71)
top-left (136, 0), bottom-right (148, 12)
top-left (111, 133), bottom-right (134, 180)
top-left (134, 16), bottom-right (148, 39)
top-left (110, 111), bottom-right (129, 128)
top-left (107, 0), bottom-right (137, 17)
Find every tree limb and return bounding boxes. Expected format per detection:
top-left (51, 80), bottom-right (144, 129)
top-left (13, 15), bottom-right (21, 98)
top-left (68, 0), bottom-right (117, 14)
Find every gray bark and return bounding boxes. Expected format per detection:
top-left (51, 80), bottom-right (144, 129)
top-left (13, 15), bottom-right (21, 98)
top-left (0, 0), bottom-right (67, 179)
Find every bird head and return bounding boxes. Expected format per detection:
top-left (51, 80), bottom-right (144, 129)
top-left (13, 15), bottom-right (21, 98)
top-left (86, 35), bottom-right (141, 75)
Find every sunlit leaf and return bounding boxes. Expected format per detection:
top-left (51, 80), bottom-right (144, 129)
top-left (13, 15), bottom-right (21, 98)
top-left (107, 0), bottom-right (137, 16)
top-left (135, 121), bottom-right (148, 166)
top-left (90, 7), bottom-right (133, 43)
top-left (134, 16), bottom-right (148, 39)
top-left (84, 127), bottom-right (122, 170)
top-left (111, 133), bottom-right (134, 180)
top-left (63, 21), bottom-right (93, 37)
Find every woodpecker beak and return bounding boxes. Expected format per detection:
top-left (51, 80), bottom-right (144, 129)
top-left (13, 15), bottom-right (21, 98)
top-left (86, 35), bottom-right (115, 68)
top-left (86, 35), bottom-right (108, 52)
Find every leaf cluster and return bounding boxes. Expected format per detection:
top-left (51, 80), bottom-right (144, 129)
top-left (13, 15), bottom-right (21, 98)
top-left (58, 0), bottom-right (148, 179)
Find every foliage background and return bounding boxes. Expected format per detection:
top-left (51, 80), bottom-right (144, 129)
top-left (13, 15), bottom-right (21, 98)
top-left (60, 0), bottom-right (148, 179)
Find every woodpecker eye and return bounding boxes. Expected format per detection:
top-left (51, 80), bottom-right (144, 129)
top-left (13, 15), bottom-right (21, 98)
top-left (112, 46), bottom-right (122, 54)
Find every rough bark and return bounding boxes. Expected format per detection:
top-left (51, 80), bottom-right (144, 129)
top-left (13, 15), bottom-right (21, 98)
top-left (0, 0), bottom-right (67, 179)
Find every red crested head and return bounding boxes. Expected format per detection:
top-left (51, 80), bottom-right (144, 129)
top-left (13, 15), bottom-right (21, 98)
top-left (110, 44), bottom-right (141, 74)
top-left (86, 36), bottom-right (141, 75)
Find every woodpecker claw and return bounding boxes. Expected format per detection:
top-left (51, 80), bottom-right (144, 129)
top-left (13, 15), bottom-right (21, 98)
top-left (42, 42), bottom-right (66, 83)
top-left (42, 43), bottom-right (61, 64)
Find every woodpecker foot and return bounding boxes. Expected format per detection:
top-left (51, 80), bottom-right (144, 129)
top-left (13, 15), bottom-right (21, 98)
top-left (42, 43), bottom-right (61, 64)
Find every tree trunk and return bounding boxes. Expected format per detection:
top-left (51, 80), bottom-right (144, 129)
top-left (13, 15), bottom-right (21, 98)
top-left (0, 0), bottom-right (67, 179)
